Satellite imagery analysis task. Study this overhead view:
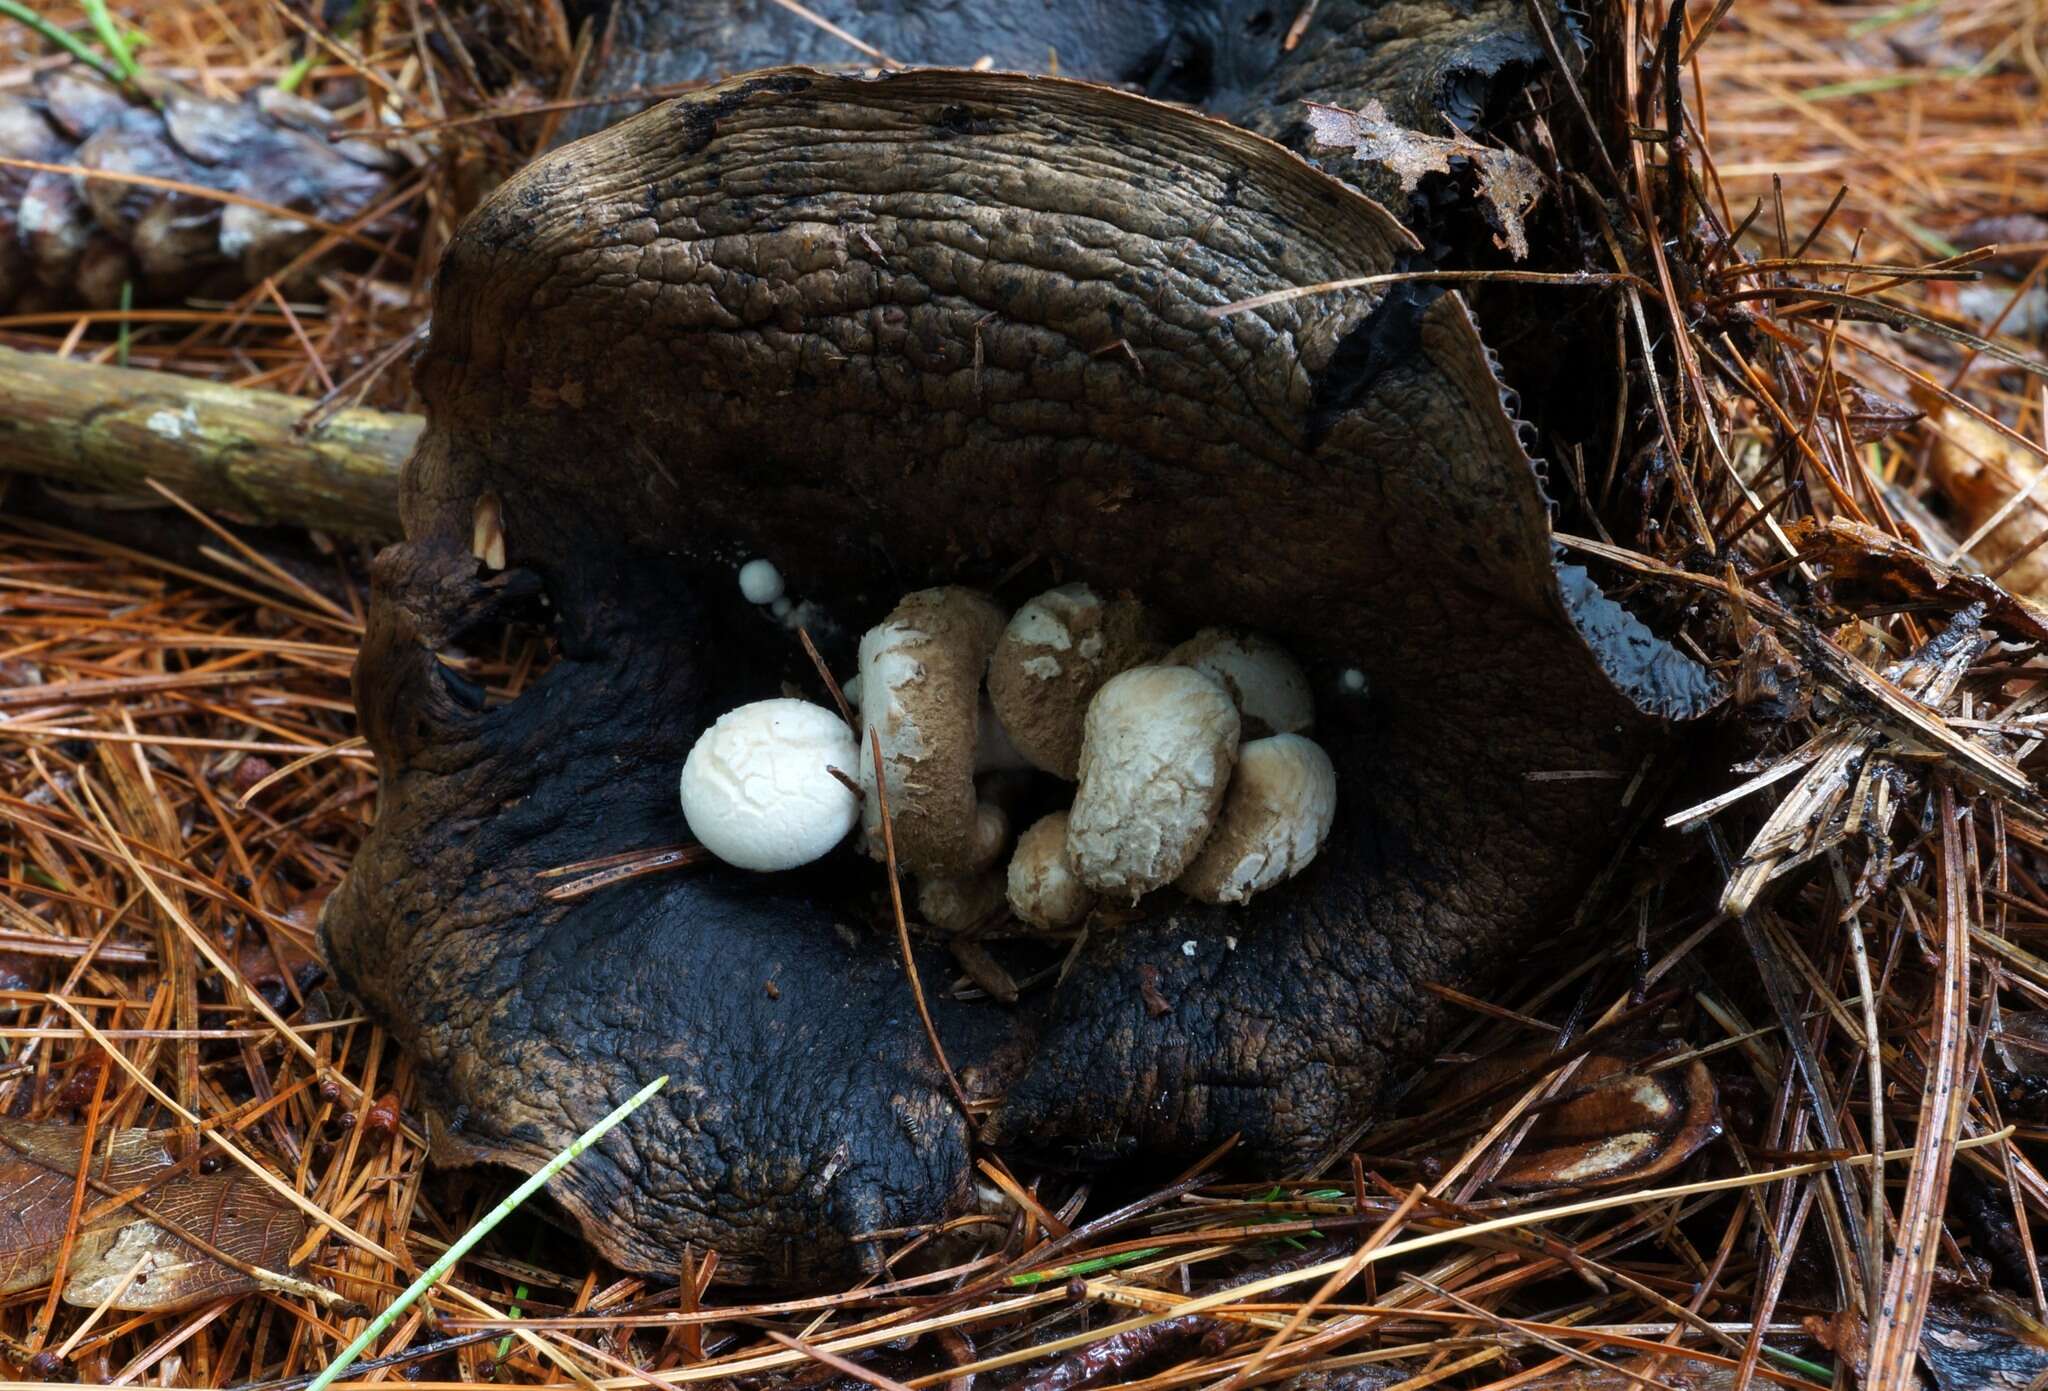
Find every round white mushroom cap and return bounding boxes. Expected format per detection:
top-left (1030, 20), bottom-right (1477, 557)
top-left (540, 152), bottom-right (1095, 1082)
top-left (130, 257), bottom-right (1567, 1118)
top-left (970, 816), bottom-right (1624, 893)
top-left (1177, 734), bottom-right (1338, 904)
top-left (679, 698), bottom-right (859, 871)
top-left (1165, 629), bottom-right (1315, 738)
top-left (1007, 811), bottom-right (1096, 930)
top-left (1067, 665), bottom-right (1241, 900)
top-left (737, 558), bottom-right (785, 605)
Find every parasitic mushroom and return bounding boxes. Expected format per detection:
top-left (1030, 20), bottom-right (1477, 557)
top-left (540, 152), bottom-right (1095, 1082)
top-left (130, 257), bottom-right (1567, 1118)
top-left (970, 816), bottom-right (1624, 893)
top-left (1067, 666), bottom-right (1243, 901)
top-left (1007, 812), bottom-right (1097, 932)
top-left (1176, 733), bottom-right (1339, 904)
top-left (856, 586), bottom-right (1008, 875)
top-left (1165, 630), bottom-right (1316, 739)
top-left (987, 585), bottom-right (1168, 779)
top-left (322, 1), bottom-right (1717, 1286)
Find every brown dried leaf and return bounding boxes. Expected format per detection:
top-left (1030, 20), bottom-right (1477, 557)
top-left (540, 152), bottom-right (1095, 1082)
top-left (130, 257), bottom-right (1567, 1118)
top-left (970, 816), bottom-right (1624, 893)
top-left (1782, 373), bottom-right (1924, 444)
top-left (233, 891), bottom-right (327, 1013)
top-left (1786, 516), bottom-right (2048, 641)
top-left (0, 1118), bottom-right (307, 1311)
top-left (1927, 406), bottom-right (2048, 599)
top-left (1304, 100), bottom-right (1540, 259)
top-left (1437, 1049), bottom-right (1721, 1190)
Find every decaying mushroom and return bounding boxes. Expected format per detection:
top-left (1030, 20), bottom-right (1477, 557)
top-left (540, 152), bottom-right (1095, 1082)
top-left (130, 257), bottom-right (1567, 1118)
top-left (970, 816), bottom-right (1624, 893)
top-left (322, 3), bottom-right (1718, 1285)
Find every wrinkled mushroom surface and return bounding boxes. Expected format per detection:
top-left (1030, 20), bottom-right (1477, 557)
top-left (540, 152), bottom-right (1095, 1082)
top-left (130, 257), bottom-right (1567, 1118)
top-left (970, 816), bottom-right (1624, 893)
top-left (324, 49), bottom-right (1713, 1283)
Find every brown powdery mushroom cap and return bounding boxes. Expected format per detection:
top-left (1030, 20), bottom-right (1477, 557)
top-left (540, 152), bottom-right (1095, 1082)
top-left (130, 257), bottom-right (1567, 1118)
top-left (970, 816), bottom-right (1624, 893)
top-left (322, 51), bottom-right (1717, 1284)
top-left (857, 587), bottom-right (1007, 875)
top-left (987, 585), bottom-right (1169, 779)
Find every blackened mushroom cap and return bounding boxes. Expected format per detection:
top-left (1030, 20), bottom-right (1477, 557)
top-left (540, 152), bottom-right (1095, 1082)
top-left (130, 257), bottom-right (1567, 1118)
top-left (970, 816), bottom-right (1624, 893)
top-left (323, 67), bottom-right (1713, 1284)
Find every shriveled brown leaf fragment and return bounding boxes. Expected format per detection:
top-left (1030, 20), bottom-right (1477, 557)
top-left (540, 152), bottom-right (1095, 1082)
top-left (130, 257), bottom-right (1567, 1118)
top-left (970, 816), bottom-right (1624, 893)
top-left (1926, 406), bottom-right (2048, 598)
top-left (1436, 1049), bottom-right (1721, 1190)
top-left (0, 1118), bottom-right (308, 1312)
top-left (1304, 99), bottom-right (1541, 258)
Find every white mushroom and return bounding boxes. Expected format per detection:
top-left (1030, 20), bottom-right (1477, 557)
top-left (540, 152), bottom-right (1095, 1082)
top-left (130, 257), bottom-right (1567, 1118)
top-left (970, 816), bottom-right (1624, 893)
top-left (679, 698), bottom-right (859, 871)
top-left (1177, 734), bottom-right (1338, 904)
top-left (1066, 666), bottom-right (1240, 900)
top-left (737, 558), bottom-right (785, 605)
top-left (1007, 811), bottom-right (1096, 930)
top-left (1165, 629), bottom-right (1314, 738)
top-left (916, 870), bottom-right (1006, 932)
top-left (857, 587), bottom-right (1007, 875)
top-left (986, 583), bottom-right (1166, 779)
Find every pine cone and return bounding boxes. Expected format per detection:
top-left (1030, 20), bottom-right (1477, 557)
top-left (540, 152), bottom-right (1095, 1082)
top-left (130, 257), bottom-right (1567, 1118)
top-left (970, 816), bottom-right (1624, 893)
top-left (0, 67), bottom-right (401, 311)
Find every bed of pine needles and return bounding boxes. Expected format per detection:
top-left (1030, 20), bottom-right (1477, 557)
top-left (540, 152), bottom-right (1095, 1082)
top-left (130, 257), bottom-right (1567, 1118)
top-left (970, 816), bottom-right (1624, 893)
top-left (2, 0), bottom-right (2047, 1387)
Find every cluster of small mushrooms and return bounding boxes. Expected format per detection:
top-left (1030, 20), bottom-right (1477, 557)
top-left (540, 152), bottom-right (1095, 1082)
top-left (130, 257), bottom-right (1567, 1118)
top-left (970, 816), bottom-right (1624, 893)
top-left (678, 563), bottom-right (1341, 935)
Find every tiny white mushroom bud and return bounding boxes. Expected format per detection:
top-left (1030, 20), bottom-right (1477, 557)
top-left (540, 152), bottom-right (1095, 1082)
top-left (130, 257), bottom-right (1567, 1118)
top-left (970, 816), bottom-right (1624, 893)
top-left (1177, 734), bottom-right (1338, 904)
top-left (1007, 811), bottom-right (1096, 930)
top-left (916, 870), bottom-right (1006, 932)
top-left (1067, 666), bottom-right (1240, 900)
top-left (679, 698), bottom-right (859, 871)
top-left (770, 596), bottom-right (794, 620)
top-left (842, 673), bottom-right (862, 710)
top-left (737, 558), bottom-right (785, 605)
top-left (858, 587), bottom-right (1007, 875)
top-left (1165, 629), bottom-right (1314, 738)
top-left (987, 583), bottom-right (1167, 779)
top-left (1338, 668), bottom-right (1368, 694)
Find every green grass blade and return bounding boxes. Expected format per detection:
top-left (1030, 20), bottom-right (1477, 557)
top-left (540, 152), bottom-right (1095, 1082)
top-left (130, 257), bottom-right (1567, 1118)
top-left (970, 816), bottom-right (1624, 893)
top-left (306, 1074), bottom-right (668, 1391)
top-left (0, 0), bottom-right (125, 84)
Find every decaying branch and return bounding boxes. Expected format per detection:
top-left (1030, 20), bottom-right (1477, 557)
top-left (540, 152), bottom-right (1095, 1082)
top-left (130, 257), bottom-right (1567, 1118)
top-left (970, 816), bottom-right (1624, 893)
top-left (0, 343), bottom-right (408, 537)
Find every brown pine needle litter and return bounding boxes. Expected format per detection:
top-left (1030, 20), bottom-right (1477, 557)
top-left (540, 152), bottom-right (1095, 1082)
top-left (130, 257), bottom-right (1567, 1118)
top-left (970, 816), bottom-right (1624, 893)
top-left (2, 1), bottom-right (2047, 1389)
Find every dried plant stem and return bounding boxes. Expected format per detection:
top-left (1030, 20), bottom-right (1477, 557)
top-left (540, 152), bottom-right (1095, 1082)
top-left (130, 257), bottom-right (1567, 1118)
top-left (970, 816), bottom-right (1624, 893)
top-left (868, 729), bottom-right (975, 1121)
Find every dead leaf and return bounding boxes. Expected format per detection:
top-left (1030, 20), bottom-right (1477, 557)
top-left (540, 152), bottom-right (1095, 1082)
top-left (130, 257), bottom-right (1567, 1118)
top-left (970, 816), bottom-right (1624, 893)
top-left (0, 1118), bottom-right (308, 1311)
top-left (232, 903), bottom-right (326, 1014)
top-left (1435, 1048), bottom-right (1721, 1190)
top-left (1304, 100), bottom-right (1542, 259)
top-left (1786, 515), bottom-right (2048, 641)
top-left (1915, 1286), bottom-right (2048, 1391)
top-left (1926, 406), bottom-right (2048, 598)
top-left (1136, 965), bottom-right (1172, 1018)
